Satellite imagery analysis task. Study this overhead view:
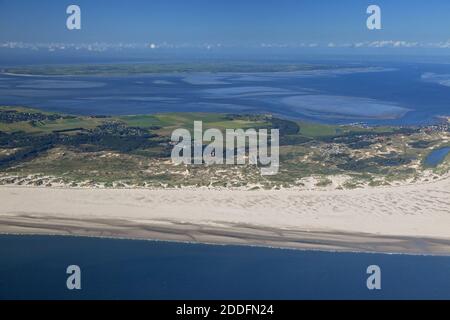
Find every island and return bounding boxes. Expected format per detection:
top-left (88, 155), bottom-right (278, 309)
top-left (1, 106), bottom-right (450, 254)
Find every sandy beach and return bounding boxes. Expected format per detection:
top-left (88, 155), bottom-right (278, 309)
top-left (1, 177), bottom-right (450, 255)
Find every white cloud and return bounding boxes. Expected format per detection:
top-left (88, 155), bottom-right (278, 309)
top-left (4, 40), bottom-right (450, 51)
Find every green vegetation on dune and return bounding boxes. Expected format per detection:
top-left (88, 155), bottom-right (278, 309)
top-left (0, 106), bottom-right (449, 189)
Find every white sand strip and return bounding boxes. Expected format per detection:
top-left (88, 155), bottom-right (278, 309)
top-left (1, 178), bottom-right (450, 254)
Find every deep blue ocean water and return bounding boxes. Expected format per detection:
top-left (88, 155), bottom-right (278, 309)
top-left (1, 61), bottom-right (450, 125)
top-left (0, 235), bottom-right (449, 300)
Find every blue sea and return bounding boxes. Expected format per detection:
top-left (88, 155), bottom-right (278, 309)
top-left (1, 61), bottom-right (450, 125)
top-left (0, 235), bottom-right (449, 300)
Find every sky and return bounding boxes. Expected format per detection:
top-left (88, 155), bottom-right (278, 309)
top-left (1, 0), bottom-right (450, 52)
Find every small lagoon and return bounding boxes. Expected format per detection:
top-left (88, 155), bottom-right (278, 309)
top-left (425, 147), bottom-right (450, 167)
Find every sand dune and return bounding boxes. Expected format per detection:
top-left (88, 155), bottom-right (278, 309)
top-left (1, 177), bottom-right (450, 254)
